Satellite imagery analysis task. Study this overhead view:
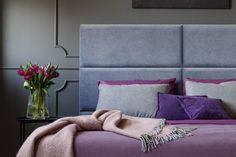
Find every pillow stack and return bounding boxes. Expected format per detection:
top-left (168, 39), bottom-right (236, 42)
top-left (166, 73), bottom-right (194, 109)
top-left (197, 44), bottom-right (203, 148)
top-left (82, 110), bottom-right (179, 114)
top-left (96, 78), bottom-right (233, 120)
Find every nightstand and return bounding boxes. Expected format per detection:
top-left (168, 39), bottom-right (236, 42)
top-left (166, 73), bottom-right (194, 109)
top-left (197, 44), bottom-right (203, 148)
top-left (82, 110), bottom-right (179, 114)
top-left (16, 117), bottom-right (61, 144)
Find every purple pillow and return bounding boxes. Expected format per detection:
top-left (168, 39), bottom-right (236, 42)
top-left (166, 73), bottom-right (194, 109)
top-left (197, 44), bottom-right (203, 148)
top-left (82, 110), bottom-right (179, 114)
top-left (177, 97), bottom-right (230, 120)
top-left (155, 93), bottom-right (200, 120)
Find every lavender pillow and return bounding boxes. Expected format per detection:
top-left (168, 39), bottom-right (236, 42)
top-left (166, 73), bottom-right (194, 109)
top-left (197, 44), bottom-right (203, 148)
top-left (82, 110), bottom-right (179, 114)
top-left (155, 93), bottom-right (205, 120)
top-left (178, 97), bottom-right (230, 120)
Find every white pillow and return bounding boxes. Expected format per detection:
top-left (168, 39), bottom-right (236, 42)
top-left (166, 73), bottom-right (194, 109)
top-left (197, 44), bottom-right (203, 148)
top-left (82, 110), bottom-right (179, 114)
top-left (185, 79), bottom-right (236, 118)
top-left (96, 84), bottom-right (171, 117)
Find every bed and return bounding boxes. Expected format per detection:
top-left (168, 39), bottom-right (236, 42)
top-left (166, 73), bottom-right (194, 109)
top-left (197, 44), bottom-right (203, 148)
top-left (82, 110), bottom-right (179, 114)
top-left (75, 24), bottom-right (236, 157)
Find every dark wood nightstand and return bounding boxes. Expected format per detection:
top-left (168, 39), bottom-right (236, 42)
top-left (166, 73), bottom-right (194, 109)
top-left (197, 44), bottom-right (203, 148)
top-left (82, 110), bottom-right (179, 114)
top-left (16, 117), bottom-right (61, 144)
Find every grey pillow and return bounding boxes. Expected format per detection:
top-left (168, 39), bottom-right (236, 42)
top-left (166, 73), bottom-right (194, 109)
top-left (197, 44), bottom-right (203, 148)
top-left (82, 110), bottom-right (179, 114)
top-left (96, 80), bottom-right (175, 118)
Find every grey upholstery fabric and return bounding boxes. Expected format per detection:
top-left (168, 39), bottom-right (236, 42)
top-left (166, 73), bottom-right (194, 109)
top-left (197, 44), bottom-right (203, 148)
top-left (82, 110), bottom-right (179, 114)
top-left (183, 68), bottom-right (236, 80)
top-left (79, 24), bottom-right (236, 114)
top-left (80, 24), bottom-right (182, 67)
top-left (79, 68), bottom-right (181, 111)
top-left (183, 25), bottom-right (236, 67)
top-left (96, 83), bottom-right (171, 117)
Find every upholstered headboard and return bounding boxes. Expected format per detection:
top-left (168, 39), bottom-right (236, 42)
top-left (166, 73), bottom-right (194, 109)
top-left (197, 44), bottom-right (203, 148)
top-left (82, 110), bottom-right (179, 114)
top-left (79, 24), bottom-right (236, 115)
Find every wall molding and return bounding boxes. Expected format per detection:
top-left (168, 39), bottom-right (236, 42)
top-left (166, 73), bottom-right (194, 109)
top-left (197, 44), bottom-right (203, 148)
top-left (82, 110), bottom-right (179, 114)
top-left (0, 67), bottom-right (18, 70)
top-left (54, 79), bottom-right (79, 116)
top-left (3, 66), bottom-right (236, 70)
top-left (132, 0), bottom-right (231, 9)
top-left (0, 67), bottom-right (80, 70)
top-left (54, 0), bottom-right (80, 58)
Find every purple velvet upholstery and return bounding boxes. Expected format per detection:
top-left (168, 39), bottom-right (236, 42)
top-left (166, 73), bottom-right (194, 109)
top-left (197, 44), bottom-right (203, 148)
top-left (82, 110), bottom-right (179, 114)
top-left (155, 93), bottom-right (206, 120)
top-left (178, 97), bottom-right (230, 120)
top-left (74, 121), bottom-right (236, 157)
top-left (155, 93), bottom-right (189, 120)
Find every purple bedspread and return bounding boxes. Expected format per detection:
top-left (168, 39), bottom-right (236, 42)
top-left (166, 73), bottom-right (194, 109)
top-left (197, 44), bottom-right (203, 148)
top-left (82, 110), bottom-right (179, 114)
top-left (74, 120), bottom-right (236, 157)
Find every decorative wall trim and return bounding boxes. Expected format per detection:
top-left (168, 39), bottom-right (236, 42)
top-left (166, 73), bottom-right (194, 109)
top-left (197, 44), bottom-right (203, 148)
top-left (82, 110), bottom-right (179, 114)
top-left (54, 0), bottom-right (79, 58)
top-left (0, 67), bottom-right (80, 70)
top-left (55, 79), bottom-right (79, 116)
top-left (3, 66), bottom-right (236, 70)
top-left (132, 0), bottom-right (231, 9)
top-left (0, 67), bottom-right (18, 70)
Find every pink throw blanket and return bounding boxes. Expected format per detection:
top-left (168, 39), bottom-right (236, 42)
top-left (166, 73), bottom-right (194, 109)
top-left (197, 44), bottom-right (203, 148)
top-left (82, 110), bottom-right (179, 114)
top-left (17, 110), bottom-right (194, 157)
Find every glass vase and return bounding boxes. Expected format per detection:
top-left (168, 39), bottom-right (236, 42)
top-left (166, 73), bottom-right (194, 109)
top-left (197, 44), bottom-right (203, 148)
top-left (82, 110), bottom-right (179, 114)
top-left (26, 89), bottom-right (49, 119)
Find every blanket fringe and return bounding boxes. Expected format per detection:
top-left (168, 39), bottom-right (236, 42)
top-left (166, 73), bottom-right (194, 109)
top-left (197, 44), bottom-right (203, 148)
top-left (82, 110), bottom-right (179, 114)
top-left (140, 119), bottom-right (196, 152)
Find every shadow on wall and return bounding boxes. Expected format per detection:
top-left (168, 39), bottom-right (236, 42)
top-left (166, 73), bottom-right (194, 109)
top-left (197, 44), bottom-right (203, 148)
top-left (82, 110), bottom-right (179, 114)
top-left (0, 1), bottom-right (35, 156)
top-left (0, 0), bottom-right (5, 155)
top-left (0, 0), bottom-right (19, 157)
top-left (0, 0), bottom-right (3, 68)
top-left (0, 1), bottom-right (3, 96)
top-left (0, 1), bottom-right (23, 156)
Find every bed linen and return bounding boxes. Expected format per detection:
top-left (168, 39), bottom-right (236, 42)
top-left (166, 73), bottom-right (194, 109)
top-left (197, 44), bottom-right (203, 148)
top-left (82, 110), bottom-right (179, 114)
top-left (75, 120), bottom-right (236, 157)
top-left (17, 110), bottom-right (193, 157)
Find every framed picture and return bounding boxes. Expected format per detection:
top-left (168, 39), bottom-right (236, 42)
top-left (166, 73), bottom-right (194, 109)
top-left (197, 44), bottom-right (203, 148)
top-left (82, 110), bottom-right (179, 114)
top-left (132, 0), bottom-right (231, 9)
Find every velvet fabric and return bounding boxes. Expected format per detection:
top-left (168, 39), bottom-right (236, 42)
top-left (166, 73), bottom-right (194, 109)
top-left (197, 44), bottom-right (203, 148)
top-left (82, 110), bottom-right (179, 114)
top-left (178, 97), bottom-right (230, 120)
top-left (155, 93), bottom-right (190, 120)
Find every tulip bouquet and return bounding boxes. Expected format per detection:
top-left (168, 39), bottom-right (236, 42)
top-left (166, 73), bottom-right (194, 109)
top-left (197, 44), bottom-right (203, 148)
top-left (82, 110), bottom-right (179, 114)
top-left (17, 63), bottom-right (59, 119)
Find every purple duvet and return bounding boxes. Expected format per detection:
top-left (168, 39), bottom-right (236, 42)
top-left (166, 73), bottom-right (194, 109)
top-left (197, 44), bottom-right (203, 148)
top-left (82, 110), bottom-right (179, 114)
top-left (74, 120), bottom-right (236, 157)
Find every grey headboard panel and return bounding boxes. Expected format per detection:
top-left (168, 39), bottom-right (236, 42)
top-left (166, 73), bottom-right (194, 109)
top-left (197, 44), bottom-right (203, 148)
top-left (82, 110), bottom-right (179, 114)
top-left (79, 24), bottom-right (236, 115)
top-left (183, 25), bottom-right (236, 67)
top-left (80, 25), bottom-right (182, 67)
top-left (80, 68), bottom-right (181, 111)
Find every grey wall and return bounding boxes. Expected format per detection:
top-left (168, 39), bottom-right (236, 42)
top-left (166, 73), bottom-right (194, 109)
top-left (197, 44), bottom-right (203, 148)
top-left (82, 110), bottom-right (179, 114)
top-left (0, 0), bottom-right (236, 156)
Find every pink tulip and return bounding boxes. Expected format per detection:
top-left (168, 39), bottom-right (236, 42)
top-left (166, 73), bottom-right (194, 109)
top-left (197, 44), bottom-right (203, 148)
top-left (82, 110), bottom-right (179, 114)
top-left (44, 65), bottom-right (48, 72)
top-left (39, 68), bottom-right (44, 73)
top-left (24, 75), bottom-right (31, 80)
top-left (17, 63), bottom-right (59, 87)
top-left (44, 72), bottom-right (50, 78)
top-left (51, 66), bottom-right (55, 71)
top-left (17, 69), bottom-right (24, 76)
top-left (54, 72), bottom-right (60, 78)
top-left (25, 68), bottom-right (32, 75)
top-left (32, 64), bottom-right (39, 74)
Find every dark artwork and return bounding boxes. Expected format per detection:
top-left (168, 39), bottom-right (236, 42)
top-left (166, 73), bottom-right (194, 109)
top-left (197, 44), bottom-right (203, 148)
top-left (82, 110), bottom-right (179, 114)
top-left (132, 0), bottom-right (231, 9)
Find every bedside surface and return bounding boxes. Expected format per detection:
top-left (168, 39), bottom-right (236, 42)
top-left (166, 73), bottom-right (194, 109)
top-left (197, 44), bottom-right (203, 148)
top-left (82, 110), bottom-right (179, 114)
top-left (16, 116), bottom-right (62, 144)
top-left (16, 117), bottom-right (62, 123)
